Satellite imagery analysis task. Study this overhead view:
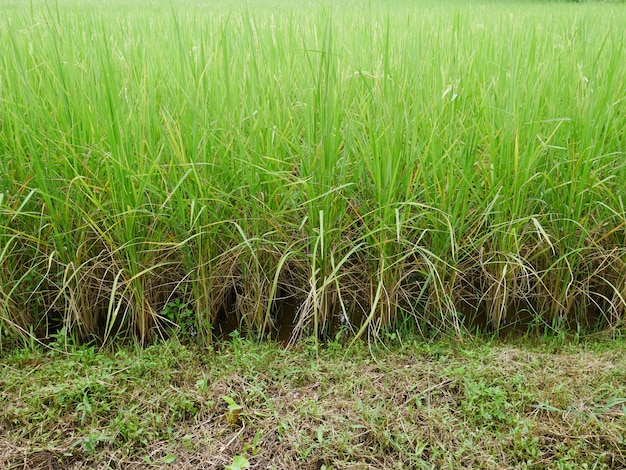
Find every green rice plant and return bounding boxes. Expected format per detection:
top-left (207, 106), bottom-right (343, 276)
top-left (0, 0), bottom-right (625, 345)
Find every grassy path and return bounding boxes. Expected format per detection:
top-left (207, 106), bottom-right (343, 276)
top-left (1, 334), bottom-right (625, 469)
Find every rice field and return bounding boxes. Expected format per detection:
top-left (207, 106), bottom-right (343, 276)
top-left (1, 0), bottom-right (625, 347)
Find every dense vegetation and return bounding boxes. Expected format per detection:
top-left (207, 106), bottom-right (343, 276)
top-left (1, 0), bottom-right (625, 347)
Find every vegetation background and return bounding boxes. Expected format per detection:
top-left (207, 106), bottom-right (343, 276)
top-left (0, 0), bottom-right (625, 468)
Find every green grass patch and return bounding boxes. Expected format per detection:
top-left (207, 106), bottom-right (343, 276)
top-left (1, 334), bottom-right (625, 468)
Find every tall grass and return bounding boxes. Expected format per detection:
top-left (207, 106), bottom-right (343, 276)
top-left (1, 0), bottom-right (625, 347)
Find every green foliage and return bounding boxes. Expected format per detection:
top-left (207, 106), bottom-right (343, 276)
top-left (226, 455), bottom-right (250, 470)
top-left (0, 0), bottom-right (625, 347)
top-left (161, 299), bottom-right (196, 340)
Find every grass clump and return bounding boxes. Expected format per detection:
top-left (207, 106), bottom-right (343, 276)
top-left (1, 0), bottom-right (626, 346)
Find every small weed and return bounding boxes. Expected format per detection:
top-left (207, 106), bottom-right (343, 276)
top-left (161, 299), bottom-right (196, 341)
top-left (222, 395), bottom-right (244, 425)
top-left (70, 430), bottom-right (113, 454)
top-left (162, 454), bottom-right (177, 464)
top-left (226, 455), bottom-right (250, 470)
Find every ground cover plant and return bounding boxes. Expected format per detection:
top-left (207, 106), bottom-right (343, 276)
top-left (1, 334), bottom-right (625, 469)
top-left (1, 0), bottom-right (626, 345)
